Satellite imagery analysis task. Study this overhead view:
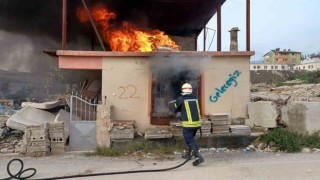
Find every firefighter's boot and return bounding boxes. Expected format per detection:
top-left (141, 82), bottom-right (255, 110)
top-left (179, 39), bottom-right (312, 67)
top-left (192, 150), bottom-right (204, 166)
top-left (182, 149), bottom-right (192, 160)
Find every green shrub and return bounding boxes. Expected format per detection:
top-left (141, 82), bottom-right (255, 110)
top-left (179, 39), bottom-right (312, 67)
top-left (260, 128), bottom-right (320, 153)
top-left (294, 71), bottom-right (320, 84)
top-left (260, 128), bottom-right (302, 152)
top-left (302, 132), bottom-right (320, 148)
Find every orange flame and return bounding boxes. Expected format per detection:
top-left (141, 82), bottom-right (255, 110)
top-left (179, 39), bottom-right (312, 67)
top-left (76, 4), bottom-right (180, 52)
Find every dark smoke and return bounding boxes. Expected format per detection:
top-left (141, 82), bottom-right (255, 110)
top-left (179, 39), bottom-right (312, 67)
top-left (0, 1), bottom-right (101, 101)
top-left (149, 55), bottom-right (204, 117)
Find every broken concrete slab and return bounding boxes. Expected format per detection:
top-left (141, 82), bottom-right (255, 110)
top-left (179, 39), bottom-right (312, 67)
top-left (248, 101), bottom-right (277, 128)
top-left (229, 125), bottom-right (251, 136)
top-left (144, 127), bottom-right (172, 139)
top-left (6, 107), bottom-right (55, 131)
top-left (282, 102), bottom-right (320, 135)
top-left (21, 100), bottom-right (63, 110)
top-left (54, 109), bottom-right (71, 140)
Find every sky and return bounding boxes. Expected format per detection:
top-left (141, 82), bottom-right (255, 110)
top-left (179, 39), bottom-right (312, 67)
top-left (197, 0), bottom-right (320, 61)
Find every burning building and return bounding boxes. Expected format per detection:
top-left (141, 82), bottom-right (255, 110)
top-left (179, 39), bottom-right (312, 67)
top-left (51, 0), bottom-right (254, 150)
top-left (55, 0), bottom-right (254, 149)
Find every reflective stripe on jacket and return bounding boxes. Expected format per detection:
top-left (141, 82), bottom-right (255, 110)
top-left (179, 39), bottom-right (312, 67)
top-left (174, 94), bottom-right (202, 128)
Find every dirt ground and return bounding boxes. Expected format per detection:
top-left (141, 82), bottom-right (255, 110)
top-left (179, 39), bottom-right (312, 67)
top-left (1, 151), bottom-right (320, 180)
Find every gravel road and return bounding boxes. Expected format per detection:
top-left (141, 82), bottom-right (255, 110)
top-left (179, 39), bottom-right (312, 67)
top-left (1, 151), bottom-right (320, 180)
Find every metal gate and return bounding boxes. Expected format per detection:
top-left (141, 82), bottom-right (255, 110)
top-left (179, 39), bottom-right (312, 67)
top-left (69, 93), bottom-right (100, 151)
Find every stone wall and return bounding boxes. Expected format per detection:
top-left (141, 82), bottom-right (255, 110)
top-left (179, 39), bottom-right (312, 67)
top-left (247, 101), bottom-right (320, 135)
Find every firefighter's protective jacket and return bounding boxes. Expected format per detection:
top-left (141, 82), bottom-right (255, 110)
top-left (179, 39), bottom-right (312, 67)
top-left (174, 94), bottom-right (202, 128)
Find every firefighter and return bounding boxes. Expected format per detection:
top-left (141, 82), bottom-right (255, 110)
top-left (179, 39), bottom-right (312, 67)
top-left (173, 83), bottom-right (204, 166)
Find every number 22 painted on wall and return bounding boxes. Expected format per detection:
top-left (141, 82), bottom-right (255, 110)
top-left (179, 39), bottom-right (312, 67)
top-left (118, 85), bottom-right (140, 99)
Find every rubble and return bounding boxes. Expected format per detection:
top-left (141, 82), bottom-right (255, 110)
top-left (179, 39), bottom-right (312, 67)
top-left (144, 127), bottom-right (172, 139)
top-left (110, 120), bottom-right (135, 141)
top-left (6, 106), bottom-right (55, 131)
top-left (251, 83), bottom-right (320, 103)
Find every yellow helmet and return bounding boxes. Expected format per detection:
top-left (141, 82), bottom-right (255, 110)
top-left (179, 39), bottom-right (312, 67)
top-left (181, 83), bottom-right (192, 94)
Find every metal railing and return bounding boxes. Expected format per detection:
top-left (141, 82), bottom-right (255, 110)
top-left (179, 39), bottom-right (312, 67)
top-left (69, 92), bottom-right (100, 122)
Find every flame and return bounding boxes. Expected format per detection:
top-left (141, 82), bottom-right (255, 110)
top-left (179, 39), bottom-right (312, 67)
top-left (76, 4), bottom-right (180, 52)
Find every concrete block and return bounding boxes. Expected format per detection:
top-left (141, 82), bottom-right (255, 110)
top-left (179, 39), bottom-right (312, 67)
top-left (245, 119), bottom-right (254, 128)
top-left (6, 107), bottom-right (55, 131)
top-left (50, 137), bottom-right (65, 142)
top-left (31, 141), bottom-right (50, 147)
top-left (50, 142), bottom-right (65, 148)
top-left (54, 110), bottom-right (70, 139)
top-left (28, 146), bottom-right (50, 152)
top-left (248, 101), bottom-right (277, 128)
top-left (49, 132), bottom-right (65, 139)
top-left (30, 135), bottom-right (49, 142)
top-left (282, 102), bottom-right (320, 135)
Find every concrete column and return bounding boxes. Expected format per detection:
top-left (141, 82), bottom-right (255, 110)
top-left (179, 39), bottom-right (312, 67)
top-left (96, 104), bottom-right (111, 148)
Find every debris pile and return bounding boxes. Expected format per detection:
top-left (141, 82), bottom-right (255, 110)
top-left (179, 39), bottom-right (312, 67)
top-left (110, 120), bottom-right (135, 141)
top-left (251, 83), bottom-right (320, 103)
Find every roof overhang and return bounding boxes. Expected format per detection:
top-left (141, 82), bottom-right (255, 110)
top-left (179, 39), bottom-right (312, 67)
top-left (55, 50), bottom-right (255, 70)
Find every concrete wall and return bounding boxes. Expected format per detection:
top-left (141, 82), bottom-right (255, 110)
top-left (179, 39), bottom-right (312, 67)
top-left (101, 53), bottom-right (251, 132)
top-left (102, 57), bottom-right (150, 132)
top-left (204, 56), bottom-right (250, 121)
top-left (282, 102), bottom-right (320, 135)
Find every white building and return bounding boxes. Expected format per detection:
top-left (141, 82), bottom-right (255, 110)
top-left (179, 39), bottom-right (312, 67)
top-left (250, 63), bottom-right (291, 71)
top-left (293, 56), bottom-right (320, 71)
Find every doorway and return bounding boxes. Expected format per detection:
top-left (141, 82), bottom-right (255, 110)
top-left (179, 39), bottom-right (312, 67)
top-left (151, 68), bottom-right (200, 125)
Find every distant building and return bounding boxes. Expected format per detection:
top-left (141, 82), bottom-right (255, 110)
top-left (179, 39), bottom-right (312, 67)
top-left (250, 62), bottom-right (291, 71)
top-left (263, 48), bottom-right (301, 65)
top-left (293, 54), bottom-right (320, 71)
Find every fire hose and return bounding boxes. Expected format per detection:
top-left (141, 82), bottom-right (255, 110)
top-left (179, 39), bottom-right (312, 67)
top-left (1, 129), bottom-right (202, 180)
top-left (0, 158), bottom-right (190, 180)
top-left (2, 99), bottom-right (201, 180)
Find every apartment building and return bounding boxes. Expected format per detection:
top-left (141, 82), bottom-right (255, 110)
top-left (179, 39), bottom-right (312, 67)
top-left (263, 48), bottom-right (301, 65)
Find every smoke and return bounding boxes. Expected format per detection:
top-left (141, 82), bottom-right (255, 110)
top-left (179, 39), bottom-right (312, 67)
top-left (149, 54), bottom-right (203, 117)
top-left (150, 55), bottom-right (202, 84)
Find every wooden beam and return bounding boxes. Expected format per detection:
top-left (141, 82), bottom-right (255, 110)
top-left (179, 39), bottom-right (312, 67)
top-left (217, 0), bottom-right (221, 51)
top-left (246, 0), bottom-right (251, 51)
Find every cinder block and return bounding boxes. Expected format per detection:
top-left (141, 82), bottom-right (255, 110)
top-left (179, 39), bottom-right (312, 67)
top-left (31, 141), bottom-right (50, 147)
top-left (50, 137), bottom-right (65, 143)
top-left (49, 132), bottom-right (65, 139)
top-left (28, 146), bottom-right (50, 152)
top-left (50, 142), bottom-right (65, 148)
top-left (30, 135), bottom-right (49, 142)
